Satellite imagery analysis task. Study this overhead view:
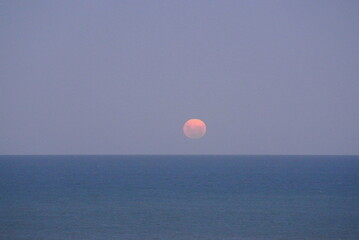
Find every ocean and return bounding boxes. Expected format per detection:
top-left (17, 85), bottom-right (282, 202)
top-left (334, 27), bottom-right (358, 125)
top-left (0, 155), bottom-right (358, 240)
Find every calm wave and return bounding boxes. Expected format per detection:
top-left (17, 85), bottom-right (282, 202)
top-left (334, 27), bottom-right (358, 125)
top-left (0, 155), bottom-right (358, 239)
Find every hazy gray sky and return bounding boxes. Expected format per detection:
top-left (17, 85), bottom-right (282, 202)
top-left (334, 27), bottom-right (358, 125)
top-left (1, 0), bottom-right (358, 155)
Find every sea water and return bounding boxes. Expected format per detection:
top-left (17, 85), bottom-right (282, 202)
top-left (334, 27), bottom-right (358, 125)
top-left (0, 155), bottom-right (358, 240)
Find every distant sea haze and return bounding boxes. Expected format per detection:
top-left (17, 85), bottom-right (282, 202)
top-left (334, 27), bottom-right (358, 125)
top-left (0, 155), bottom-right (358, 240)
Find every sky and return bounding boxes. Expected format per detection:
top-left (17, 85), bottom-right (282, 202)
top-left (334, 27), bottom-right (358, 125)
top-left (1, 0), bottom-right (358, 155)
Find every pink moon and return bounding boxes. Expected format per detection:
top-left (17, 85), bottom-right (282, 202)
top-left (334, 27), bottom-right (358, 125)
top-left (183, 119), bottom-right (207, 139)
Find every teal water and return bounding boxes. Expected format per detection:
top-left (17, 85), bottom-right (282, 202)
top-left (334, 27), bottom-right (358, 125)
top-left (0, 155), bottom-right (358, 239)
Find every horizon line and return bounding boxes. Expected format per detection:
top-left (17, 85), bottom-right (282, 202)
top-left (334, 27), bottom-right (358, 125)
top-left (1, 154), bottom-right (358, 157)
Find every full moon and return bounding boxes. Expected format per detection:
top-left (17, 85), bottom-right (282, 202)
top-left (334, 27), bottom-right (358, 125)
top-left (183, 119), bottom-right (207, 139)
